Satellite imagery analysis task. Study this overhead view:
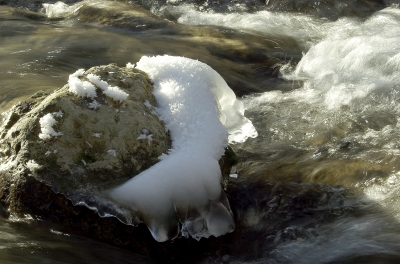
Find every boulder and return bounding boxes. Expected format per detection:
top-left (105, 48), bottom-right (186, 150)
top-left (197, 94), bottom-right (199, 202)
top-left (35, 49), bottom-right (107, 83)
top-left (0, 63), bottom-right (172, 222)
top-left (0, 63), bottom-right (237, 249)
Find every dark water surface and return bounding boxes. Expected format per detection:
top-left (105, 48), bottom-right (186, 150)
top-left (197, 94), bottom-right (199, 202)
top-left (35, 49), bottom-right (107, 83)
top-left (2, 0), bottom-right (400, 263)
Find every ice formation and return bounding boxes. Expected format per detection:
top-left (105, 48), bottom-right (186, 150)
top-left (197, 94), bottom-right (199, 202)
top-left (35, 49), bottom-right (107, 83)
top-left (38, 112), bottom-right (63, 140)
top-left (68, 69), bottom-right (97, 99)
top-left (68, 70), bottom-right (128, 102)
top-left (86, 73), bottom-right (129, 101)
top-left (86, 74), bottom-right (109, 91)
top-left (88, 100), bottom-right (101, 110)
top-left (103, 85), bottom-right (129, 102)
top-left (110, 55), bottom-right (257, 242)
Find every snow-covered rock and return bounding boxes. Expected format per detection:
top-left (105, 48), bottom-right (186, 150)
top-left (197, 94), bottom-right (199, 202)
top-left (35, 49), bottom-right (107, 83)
top-left (0, 63), bottom-right (170, 229)
top-left (0, 61), bottom-right (241, 245)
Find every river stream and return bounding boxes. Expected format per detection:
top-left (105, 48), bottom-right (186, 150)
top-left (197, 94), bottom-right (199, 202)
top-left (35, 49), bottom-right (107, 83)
top-left (1, 0), bottom-right (400, 263)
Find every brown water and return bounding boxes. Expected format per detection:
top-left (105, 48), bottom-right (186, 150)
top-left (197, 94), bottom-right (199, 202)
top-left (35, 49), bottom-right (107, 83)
top-left (0, 2), bottom-right (301, 112)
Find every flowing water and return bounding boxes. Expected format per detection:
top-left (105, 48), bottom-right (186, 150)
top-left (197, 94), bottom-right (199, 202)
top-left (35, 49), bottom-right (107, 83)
top-left (2, 0), bottom-right (400, 263)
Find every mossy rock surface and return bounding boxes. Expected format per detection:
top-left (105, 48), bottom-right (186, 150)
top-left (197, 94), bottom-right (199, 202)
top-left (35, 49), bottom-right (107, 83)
top-left (0, 64), bottom-right (171, 222)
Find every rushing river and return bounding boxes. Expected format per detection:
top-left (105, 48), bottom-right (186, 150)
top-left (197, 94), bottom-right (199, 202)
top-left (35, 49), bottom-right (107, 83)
top-left (2, 0), bottom-right (400, 263)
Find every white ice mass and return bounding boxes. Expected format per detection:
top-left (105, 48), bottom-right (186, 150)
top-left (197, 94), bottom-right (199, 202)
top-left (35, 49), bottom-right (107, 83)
top-left (110, 55), bottom-right (257, 242)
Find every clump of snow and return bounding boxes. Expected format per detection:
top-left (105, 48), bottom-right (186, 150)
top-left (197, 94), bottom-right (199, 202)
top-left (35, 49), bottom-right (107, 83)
top-left (87, 74), bottom-right (108, 90)
top-left (68, 70), bottom-right (128, 102)
top-left (88, 99), bottom-right (101, 110)
top-left (111, 56), bottom-right (256, 242)
top-left (137, 128), bottom-right (153, 145)
top-left (107, 149), bottom-right (117, 157)
top-left (38, 113), bottom-right (63, 140)
top-left (86, 73), bottom-right (129, 102)
top-left (70, 69), bottom-right (85, 78)
top-left (53, 110), bottom-right (63, 118)
top-left (103, 85), bottom-right (129, 102)
top-left (68, 69), bottom-right (97, 99)
top-left (92, 133), bottom-right (101, 138)
top-left (26, 160), bottom-right (42, 172)
top-left (126, 62), bottom-right (135, 68)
